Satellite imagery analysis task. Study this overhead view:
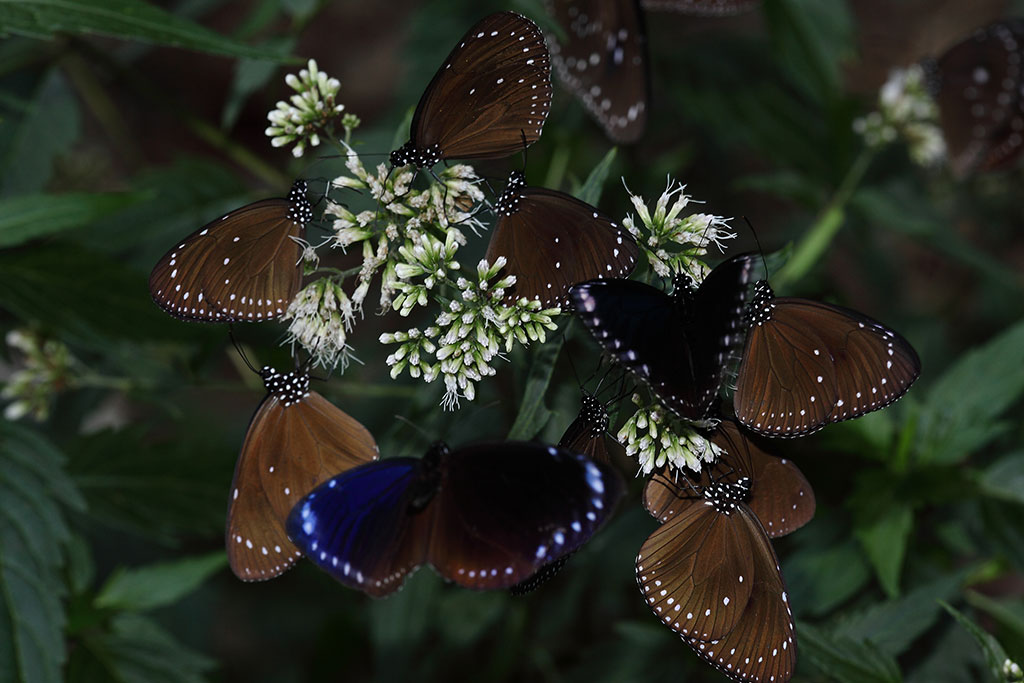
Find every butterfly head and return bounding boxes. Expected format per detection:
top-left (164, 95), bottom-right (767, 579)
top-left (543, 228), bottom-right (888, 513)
top-left (259, 366), bottom-right (310, 407)
top-left (745, 280), bottom-right (776, 327)
top-left (407, 442), bottom-right (449, 514)
top-left (495, 170), bottom-right (527, 217)
top-left (703, 477), bottom-right (751, 515)
top-left (286, 181), bottom-right (314, 225)
top-left (389, 141), bottom-right (441, 170)
top-left (580, 393), bottom-right (609, 438)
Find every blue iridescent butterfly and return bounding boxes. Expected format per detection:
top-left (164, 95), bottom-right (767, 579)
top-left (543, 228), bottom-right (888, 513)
top-left (286, 441), bottom-right (623, 597)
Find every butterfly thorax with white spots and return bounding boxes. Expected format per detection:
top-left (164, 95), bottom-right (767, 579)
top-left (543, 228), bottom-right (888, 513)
top-left (495, 171), bottom-right (527, 216)
top-left (259, 367), bottom-right (310, 408)
top-left (390, 141), bottom-right (443, 169)
top-left (580, 394), bottom-right (609, 437)
top-left (703, 477), bottom-right (751, 514)
top-left (285, 181), bottom-right (313, 225)
top-left (745, 280), bottom-right (775, 327)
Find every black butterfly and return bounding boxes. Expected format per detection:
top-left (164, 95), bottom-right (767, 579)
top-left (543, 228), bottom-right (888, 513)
top-left (732, 279), bottom-right (921, 437)
top-left (545, 0), bottom-right (649, 143)
top-left (149, 181), bottom-right (311, 323)
top-left (924, 19), bottom-right (1024, 177)
top-left (286, 441), bottom-right (623, 597)
top-left (570, 253), bottom-right (758, 422)
top-left (485, 171), bottom-right (639, 308)
top-left (390, 12), bottom-right (553, 169)
top-left (226, 367), bottom-right (378, 581)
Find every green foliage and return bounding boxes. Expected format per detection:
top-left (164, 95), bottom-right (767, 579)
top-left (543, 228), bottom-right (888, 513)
top-left (0, 191), bottom-right (148, 247)
top-left (95, 553), bottom-right (225, 611)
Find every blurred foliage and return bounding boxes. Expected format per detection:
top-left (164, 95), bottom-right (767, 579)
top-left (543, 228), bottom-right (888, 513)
top-left (1, 0), bottom-right (1024, 681)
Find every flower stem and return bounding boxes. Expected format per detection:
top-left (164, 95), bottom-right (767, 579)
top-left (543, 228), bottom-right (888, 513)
top-left (774, 148), bottom-right (874, 288)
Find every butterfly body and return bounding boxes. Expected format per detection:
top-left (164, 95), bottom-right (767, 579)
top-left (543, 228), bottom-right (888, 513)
top-left (734, 280), bottom-right (921, 438)
top-left (390, 12), bottom-right (553, 169)
top-left (287, 441), bottom-right (623, 597)
top-left (486, 171), bottom-right (639, 308)
top-left (149, 181), bottom-right (311, 323)
top-left (226, 367), bottom-right (378, 581)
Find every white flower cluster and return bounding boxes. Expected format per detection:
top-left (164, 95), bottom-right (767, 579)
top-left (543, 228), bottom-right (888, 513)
top-left (1005, 659), bottom-right (1023, 683)
top-left (265, 59), bottom-right (356, 158)
top-left (282, 279), bottom-right (356, 371)
top-left (326, 148), bottom-right (485, 313)
top-left (380, 258), bottom-right (560, 410)
top-left (616, 394), bottom-right (723, 475)
top-left (1, 329), bottom-right (76, 421)
top-left (622, 179), bottom-right (736, 280)
top-left (853, 65), bottom-right (946, 167)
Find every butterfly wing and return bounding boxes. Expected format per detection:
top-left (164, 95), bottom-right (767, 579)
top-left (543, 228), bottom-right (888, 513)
top-left (681, 507), bottom-right (796, 683)
top-left (410, 12), bottom-right (552, 161)
top-left (149, 182), bottom-right (310, 323)
top-left (636, 489), bottom-right (756, 641)
top-left (427, 442), bottom-right (623, 589)
top-left (735, 296), bottom-right (921, 437)
top-left (226, 390), bottom-right (378, 581)
top-left (487, 184), bottom-right (638, 308)
top-left (546, 0), bottom-right (649, 143)
top-left (640, 0), bottom-right (760, 15)
top-left (286, 458), bottom-right (434, 597)
top-left (931, 20), bottom-right (1024, 176)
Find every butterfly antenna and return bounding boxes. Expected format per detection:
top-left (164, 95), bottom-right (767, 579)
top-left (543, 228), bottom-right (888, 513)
top-left (228, 326), bottom-right (260, 375)
top-left (394, 414), bottom-right (434, 445)
top-left (742, 216), bottom-right (770, 281)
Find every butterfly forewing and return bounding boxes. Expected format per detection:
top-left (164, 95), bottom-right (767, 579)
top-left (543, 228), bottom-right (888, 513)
top-left (487, 175), bottom-right (639, 308)
top-left (546, 0), bottom-right (649, 143)
top-left (640, 0), bottom-right (760, 15)
top-left (931, 20), bottom-right (1024, 176)
top-left (226, 370), bottom-right (378, 581)
top-left (682, 512), bottom-right (796, 683)
top-left (429, 442), bottom-right (623, 589)
top-left (403, 12), bottom-right (552, 165)
top-left (735, 291), bottom-right (921, 437)
top-left (286, 458), bottom-right (433, 597)
top-left (149, 182), bottom-right (310, 323)
top-left (636, 486), bottom-right (756, 641)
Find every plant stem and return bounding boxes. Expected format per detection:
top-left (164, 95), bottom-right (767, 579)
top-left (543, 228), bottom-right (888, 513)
top-left (775, 148), bottom-right (874, 288)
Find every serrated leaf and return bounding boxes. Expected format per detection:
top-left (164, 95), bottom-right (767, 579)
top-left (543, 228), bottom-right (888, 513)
top-left (837, 571), bottom-right (964, 656)
top-left (0, 68), bottom-right (78, 197)
top-left (854, 502), bottom-right (913, 598)
top-left (940, 602), bottom-right (1009, 683)
top-left (0, 0), bottom-right (288, 60)
top-left (0, 422), bottom-right (86, 683)
top-left (0, 192), bottom-right (147, 247)
top-left (917, 319), bottom-right (1024, 464)
top-left (978, 452), bottom-right (1024, 504)
top-left (798, 621), bottom-right (902, 683)
top-left (507, 338), bottom-right (562, 440)
top-left (576, 147), bottom-right (617, 205)
top-left (95, 553), bottom-right (225, 612)
top-left (67, 614), bottom-right (212, 683)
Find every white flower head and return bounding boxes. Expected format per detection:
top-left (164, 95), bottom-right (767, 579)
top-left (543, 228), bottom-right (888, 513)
top-left (617, 394), bottom-right (723, 475)
top-left (265, 59), bottom-right (352, 158)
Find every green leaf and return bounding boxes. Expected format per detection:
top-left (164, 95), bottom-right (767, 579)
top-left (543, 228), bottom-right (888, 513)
top-left (967, 591), bottom-right (1024, 645)
top-left (917, 318), bottom-right (1024, 464)
top-left (95, 553), bottom-right (225, 612)
top-left (978, 452), bottom-right (1024, 504)
top-left (0, 192), bottom-right (147, 247)
top-left (798, 621), bottom-right (902, 683)
top-left (507, 338), bottom-right (563, 440)
top-left (68, 614), bottom-right (212, 683)
top-left (786, 536), bottom-right (871, 617)
top-left (576, 147), bottom-right (617, 205)
top-left (0, 422), bottom-right (86, 683)
top-left (837, 572), bottom-right (965, 656)
top-left (854, 503), bottom-right (913, 598)
top-left (763, 0), bottom-right (852, 103)
top-left (940, 601), bottom-right (1009, 683)
top-left (0, 0), bottom-right (289, 60)
top-left (369, 570), bottom-right (440, 681)
top-left (435, 591), bottom-right (506, 648)
top-left (0, 68), bottom-right (78, 197)
top-left (222, 38), bottom-right (295, 129)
